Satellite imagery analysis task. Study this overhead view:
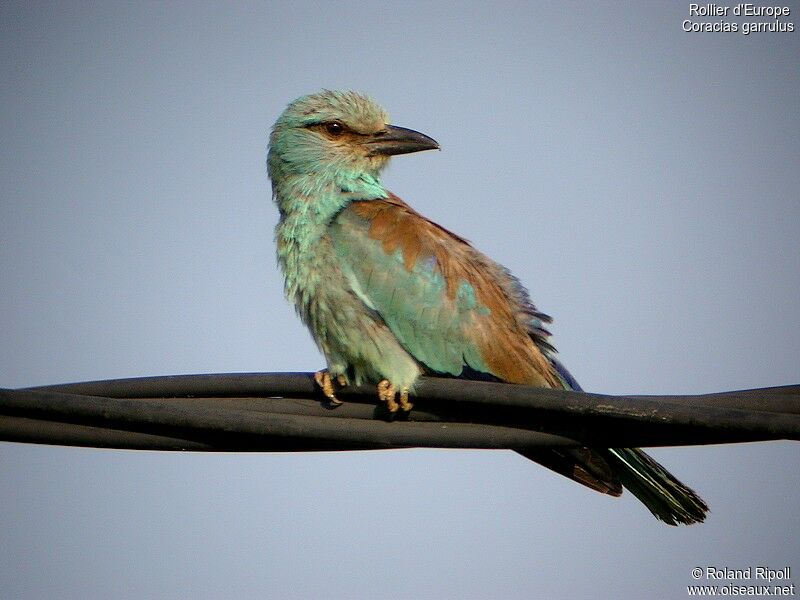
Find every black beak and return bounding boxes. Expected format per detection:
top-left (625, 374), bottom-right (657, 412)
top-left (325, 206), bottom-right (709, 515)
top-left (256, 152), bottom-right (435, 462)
top-left (365, 125), bottom-right (439, 156)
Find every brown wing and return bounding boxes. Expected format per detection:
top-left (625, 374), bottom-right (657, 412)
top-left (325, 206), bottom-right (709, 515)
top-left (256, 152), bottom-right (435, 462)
top-left (345, 192), bottom-right (562, 387)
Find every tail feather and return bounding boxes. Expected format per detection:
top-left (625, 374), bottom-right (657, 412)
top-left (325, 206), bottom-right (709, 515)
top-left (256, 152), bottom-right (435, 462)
top-left (478, 355), bottom-right (708, 524)
top-left (517, 448), bottom-right (622, 496)
top-left (542, 358), bottom-right (708, 524)
top-left (603, 447), bottom-right (709, 525)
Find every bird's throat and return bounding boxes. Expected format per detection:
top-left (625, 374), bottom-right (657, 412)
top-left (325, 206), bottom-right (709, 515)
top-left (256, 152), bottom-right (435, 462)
top-left (273, 171), bottom-right (387, 309)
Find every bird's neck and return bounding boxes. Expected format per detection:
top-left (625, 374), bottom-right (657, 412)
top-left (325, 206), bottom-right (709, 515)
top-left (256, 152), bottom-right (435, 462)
top-left (273, 168), bottom-right (386, 234)
top-left (273, 169), bottom-right (387, 299)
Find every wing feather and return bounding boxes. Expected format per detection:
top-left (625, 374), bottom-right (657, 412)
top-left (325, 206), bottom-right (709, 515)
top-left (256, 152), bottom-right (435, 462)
top-left (330, 193), bottom-right (561, 387)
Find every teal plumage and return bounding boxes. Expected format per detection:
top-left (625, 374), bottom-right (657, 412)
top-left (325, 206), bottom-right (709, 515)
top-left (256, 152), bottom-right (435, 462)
top-left (267, 90), bottom-right (708, 525)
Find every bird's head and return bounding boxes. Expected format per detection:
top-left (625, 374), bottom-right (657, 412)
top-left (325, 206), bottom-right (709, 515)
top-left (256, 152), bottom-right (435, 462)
top-left (268, 90), bottom-right (439, 185)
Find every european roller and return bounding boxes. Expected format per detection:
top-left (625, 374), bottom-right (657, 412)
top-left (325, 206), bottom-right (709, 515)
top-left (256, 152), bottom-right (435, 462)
top-left (267, 90), bottom-right (708, 525)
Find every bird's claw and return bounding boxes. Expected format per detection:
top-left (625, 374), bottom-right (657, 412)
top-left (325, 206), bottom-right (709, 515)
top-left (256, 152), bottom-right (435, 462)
top-left (377, 380), bottom-right (412, 413)
top-left (314, 370), bottom-right (347, 405)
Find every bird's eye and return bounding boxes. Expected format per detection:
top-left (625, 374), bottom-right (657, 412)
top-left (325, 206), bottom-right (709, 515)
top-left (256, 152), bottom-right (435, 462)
top-left (325, 122), bottom-right (344, 136)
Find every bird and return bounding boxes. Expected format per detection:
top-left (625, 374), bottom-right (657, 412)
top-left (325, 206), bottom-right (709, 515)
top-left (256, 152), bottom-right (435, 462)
top-left (267, 90), bottom-right (709, 525)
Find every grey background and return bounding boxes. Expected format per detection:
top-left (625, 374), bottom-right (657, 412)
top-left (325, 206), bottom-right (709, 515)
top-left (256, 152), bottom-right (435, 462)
top-left (1, 2), bottom-right (798, 598)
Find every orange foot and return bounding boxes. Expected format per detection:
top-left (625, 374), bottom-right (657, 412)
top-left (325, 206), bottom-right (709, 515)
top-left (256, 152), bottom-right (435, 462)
top-left (377, 380), bottom-right (413, 413)
top-left (314, 370), bottom-right (347, 405)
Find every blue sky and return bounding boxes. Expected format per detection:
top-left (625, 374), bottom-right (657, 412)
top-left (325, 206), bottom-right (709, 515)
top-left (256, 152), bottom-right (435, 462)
top-left (1, 2), bottom-right (798, 598)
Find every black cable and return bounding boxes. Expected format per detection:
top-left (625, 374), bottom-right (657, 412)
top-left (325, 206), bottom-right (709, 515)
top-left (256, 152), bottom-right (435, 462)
top-left (1, 373), bottom-right (798, 451)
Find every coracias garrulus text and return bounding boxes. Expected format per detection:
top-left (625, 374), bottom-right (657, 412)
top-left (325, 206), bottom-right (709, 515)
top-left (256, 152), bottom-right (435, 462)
top-left (267, 90), bottom-right (708, 525)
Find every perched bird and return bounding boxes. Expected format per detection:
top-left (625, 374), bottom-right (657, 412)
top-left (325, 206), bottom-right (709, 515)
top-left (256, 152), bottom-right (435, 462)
top-left (267, 90), bottom-right (708, 525)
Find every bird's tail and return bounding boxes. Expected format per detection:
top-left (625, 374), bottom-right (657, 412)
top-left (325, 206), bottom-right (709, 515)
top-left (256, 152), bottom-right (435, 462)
top-left (602, 447), bottom-right (709, 525)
